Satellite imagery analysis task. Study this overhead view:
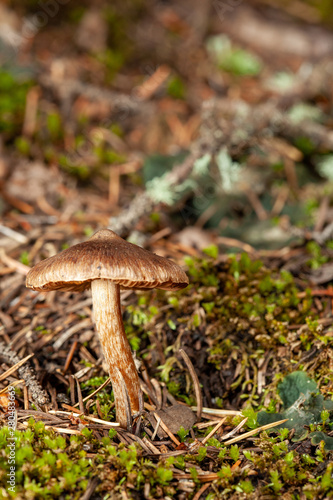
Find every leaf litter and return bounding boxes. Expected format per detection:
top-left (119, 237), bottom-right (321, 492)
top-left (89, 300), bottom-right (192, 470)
top-left (0, 1), bottom-right (333, 498)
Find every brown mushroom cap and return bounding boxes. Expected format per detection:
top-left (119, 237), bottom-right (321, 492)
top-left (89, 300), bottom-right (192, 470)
top-left (26, 229), bottom-right (189, 292)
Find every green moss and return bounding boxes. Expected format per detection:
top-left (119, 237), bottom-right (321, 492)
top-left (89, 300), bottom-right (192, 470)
top-left (4, 251), bottom-right (331, 498)
top-left (0, 421), bottom-right (90, 499)
top-left (46, 112), bottom-right (63, 142)
top-left (58, 156), bottom-right (92, 180)
top-left (167, 76), bottom-right (186, 99)
top-left (0, 70), bottom-right (33, 135)
top-left (0, 419), bottom-right (178, 499)
top-left (19, 251), bottom-right (30, 266)
top-left (121, 251), bottom-right (332, 415)
top-left (306, 241), bottom-right (329, 269)
top-left (184, 253), bottom-right (314, 374)
top-left (81, 376), bottom-right (109, 389)
top-left (15, 136), bottom-right (31, 156)
top-left (219, 48), bottom-right (262, 76)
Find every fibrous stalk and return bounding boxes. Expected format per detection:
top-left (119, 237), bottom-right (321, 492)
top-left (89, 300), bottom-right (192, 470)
top-left (91, 279), bottom-right (141, 428)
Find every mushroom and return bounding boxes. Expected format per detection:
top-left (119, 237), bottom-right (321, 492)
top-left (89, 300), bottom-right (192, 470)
top-left (26, 229), bottom-right (189, 428)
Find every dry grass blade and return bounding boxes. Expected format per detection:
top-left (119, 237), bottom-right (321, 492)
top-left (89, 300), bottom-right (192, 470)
top-left (153, 412), bottom-right (181, 446)
top-left (179, 348), bottom-right (203, 421)
top-left (224, 419), bottom-right (289, 445)
top-left (192, 406), bottom-right (241, 417)
top-left (193, 483), bottom-right (211, 500)
top-left (150, 378), bottom-right (163, 408)
top-left (144, 402), bottom-right (157, 413)
top-left (48, 410), bottom-right (120, 427)
top-left (73, 377), bottom-right (111, 407)
top-left (142, 436), bottom-right (161, 455)
top-left (151, 416), bottom-right (161, 441)
top-left (17, 409), bottom-right (65, 423)
top-left (75, 376), bottom-right (85, 414)
top-left (0, 353), bottom-right (34, 382)
top-left (21, 421), bottom-right (83, 435)
top-left (173, 472), bottom-right (219, 482)
top-left (245, 189), bottom-right (268, 220)
top-left (0, 248), bottom-right (30, 274)
top-left (136, 65), bottom-right (170, 100)
top-left (128, 434), bottom-right (152, 454)
top-left (53, 318), bottom-right (92, 350)
top-left (201, 417), bottom-right (227, 445)
top-left (0, 379), bottom-right (24, 394)
top-left (158, 450), bottom-right (189, 458)
top-left (78, 477), bottom-right (99, 500)
top-left (23, 385), bottom-right (29, 410)
top-left (0, 225), bottom-right (28, 244)
top-left (196, 419), bottom-right (222, 429)
top-left (140, 379), bottom-right (159, 407)
top-left (63, 341), bottom-right (78, 374)
top-left (216, 236), bottom-right (256, 254)
top-left (221, 417), bottom-right (248, 441)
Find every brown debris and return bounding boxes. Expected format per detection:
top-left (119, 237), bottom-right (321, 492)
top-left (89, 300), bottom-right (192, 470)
top-left (147, 405), bottom-right (197, 439)
top-left (0, 341), bottom-right (49, 406)
top-left (1, 2), bottom-right (333, 496)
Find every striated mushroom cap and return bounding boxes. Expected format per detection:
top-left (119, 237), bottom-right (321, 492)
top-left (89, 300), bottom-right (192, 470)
top-left (26, 229), bottom-right (189, 292)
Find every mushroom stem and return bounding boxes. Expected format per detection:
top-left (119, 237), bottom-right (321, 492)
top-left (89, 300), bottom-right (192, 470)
top-left (91, 279), bottom-right (141, 428)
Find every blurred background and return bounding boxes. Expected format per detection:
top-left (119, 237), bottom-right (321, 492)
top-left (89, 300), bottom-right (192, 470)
top-left (0, 0), bottom-right (333, 259)
top-left (1, 3), bottom-right (333, 496)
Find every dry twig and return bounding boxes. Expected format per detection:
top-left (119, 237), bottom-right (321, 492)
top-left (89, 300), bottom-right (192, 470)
top-left (179, 348), bottom-right (203, 421)
top-left (0, 341), bottom-right (49, 406)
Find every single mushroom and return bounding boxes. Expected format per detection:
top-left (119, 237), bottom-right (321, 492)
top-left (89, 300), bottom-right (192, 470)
top-left (26, 229), bottom-right (189, 428)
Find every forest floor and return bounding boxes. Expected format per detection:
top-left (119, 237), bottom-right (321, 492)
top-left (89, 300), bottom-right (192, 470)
top-left (0, 1), bottom-right (333, 498)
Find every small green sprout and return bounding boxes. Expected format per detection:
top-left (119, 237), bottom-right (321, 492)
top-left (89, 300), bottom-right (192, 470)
top-left (177, 426), bottom-right (189, 442)
top-left (269, 470), bottom-right (283, 492)
top-left (229, 445), bottom-right (240, 462)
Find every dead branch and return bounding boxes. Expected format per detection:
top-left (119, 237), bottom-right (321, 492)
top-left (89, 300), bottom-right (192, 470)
top-left (109, 95), bottom-right (333, 235)
top-left (39, 74), bottom-right (153, 117)
top-left (204, 98), bottom-right (333, 151)
top-left (0, 341), bottom-right (49, 406)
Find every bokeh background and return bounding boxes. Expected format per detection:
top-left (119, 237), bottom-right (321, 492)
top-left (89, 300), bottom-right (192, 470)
top-left (1, 0), bottom-right (333, 254)
top-left (1, 2), bottom-right (333, 498)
